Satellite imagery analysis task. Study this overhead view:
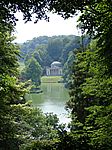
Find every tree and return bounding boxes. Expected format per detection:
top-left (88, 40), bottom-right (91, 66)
top-left (33, 44), bottom-right (52, 69)
top-left (22, 57), bottom-right (42, 86)
top-left (0, 0), bottom-right (51, 26)
top-left (61, 36), bottom-right (81, 64)
top-left (63, 50), bottom-right (75, 87)
top-left (84, 105), bottom-right (112, 150)
top-left (33, 45), bottom-right (46, 66)
top-left (0, 29), bottom-right (26, 149)
top-left (67, 39), bottom-right (112, 149)
top-left (52, 0), bottom-right (112, 73)
top-left (50, 1), bottom-right (112, 149)
top-left (47, 38), bottom-right (63, 61)
top-left (0, 32), bottom-right (19, 76)
top-left (66, 48), bottom-right (92, 123)
top-left (20, 35), bottom-right (82, 67)
top-left (0, 29), bottom-right (60, 149)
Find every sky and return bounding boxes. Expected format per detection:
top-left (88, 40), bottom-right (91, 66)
top-left (14, 13), bottom-right (81, 43)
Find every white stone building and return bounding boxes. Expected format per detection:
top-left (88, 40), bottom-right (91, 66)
top-left (46, 61), bottom-right (63, 76)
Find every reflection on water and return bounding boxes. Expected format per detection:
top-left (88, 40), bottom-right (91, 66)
top-left (26, 83), bottom-right (71, 123)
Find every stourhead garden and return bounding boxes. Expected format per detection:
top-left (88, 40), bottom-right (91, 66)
top-left (26, 76), bottom-right (70, 124)
top-left (1, 1), bottom-right (112, 150)
top-left (20, 36), bottom-right (83, 124)
top-left (25, 61), bottom-right (70, 123)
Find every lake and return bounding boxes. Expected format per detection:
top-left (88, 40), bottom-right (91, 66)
top-left (26, 82), bottom-right (71, 124)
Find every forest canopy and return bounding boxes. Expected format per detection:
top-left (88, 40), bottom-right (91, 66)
top-left (19, 35), bottom-right (90, 86)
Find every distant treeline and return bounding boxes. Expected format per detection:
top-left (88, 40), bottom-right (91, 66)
top-left (20, 35), bottom-right (90, 67)
top-left (19, 35), bottom-right (90, 86)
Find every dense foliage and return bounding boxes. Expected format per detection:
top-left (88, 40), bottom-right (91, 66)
top-left (20, 35), bottom-right (82, 64)
top-left (0, 0), bottom-right (112, 149)
top-left (20, 35), bottom-right (90, 85)
top-left (21, 57), bottom-right (42, 86)
top-left (66, 39), bottom-right (112, 149)
top-left (0, 28), bottom-right (26, 149)
top-left (0, 26), bottom-right (65, 150)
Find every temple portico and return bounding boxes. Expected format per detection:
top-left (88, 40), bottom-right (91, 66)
top-left (46, 61), bottom-right (63, 76)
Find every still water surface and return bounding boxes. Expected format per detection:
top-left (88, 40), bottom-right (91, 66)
top-left (26, 83), bottom-right (71, 123)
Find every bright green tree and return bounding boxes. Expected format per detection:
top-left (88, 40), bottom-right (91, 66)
top-left (10, 104), bottom-right (60, 150)
top-left (23, 57), bottom-right (42, 86)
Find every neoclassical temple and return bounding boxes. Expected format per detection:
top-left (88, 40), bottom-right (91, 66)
top-left (46, 61), bottom-right (63, 76)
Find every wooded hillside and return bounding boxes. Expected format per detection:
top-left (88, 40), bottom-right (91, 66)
top-left (20, 35), bottom-right (90, 69)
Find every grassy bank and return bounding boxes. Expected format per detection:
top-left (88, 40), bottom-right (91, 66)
top-left (41, 76), bottom-right (63, 83)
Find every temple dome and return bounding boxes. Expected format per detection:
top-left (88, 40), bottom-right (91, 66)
top-left (51, 61), bottom-right (62, 68)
